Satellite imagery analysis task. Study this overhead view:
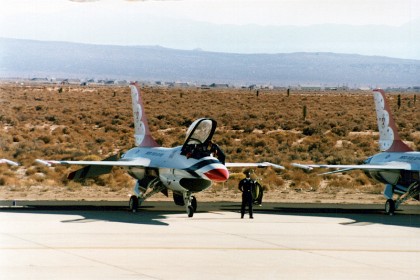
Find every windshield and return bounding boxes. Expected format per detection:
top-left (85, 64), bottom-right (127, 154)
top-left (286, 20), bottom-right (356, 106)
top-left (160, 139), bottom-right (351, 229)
top-left (185, 118), bottom-right (215, 145)
top-left (181, 118), bottom-right (218, 158)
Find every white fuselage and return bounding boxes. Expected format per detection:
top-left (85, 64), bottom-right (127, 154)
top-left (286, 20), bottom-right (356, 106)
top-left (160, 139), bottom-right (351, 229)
top-left (366, 151), bottom-right (420, 187)
top-left (120, 146), bottom-right (228, 193)
top-left (369, 151), bottom-right (420, 164)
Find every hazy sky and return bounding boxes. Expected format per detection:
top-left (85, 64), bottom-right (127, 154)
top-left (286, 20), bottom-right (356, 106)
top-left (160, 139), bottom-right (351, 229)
top-left (1, 0), bottom-right (420, 58)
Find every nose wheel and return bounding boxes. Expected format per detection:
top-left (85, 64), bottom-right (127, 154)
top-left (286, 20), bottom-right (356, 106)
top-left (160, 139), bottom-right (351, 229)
top-left (191, 196), bottom-right (197, 212)
top-left (184, 192), bottom-right (197, 217)
top-left (187, 206), bottom-right (194, 217)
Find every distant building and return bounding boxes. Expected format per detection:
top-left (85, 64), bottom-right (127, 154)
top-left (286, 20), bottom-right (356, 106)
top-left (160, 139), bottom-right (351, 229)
top-left (97, 80), bottom-right (115, 85)
top-left (57, 78), bottom-right (80, 85)
top-left (209, 83), bottom-right (229, 88)
top-left (115, 80), bottom-right (128, 85)
top-left (300, 85), bottom-right (323, 91)
top-left (174, 82), bottom-right (190, 88)
top-left (30, 78), bottom-right (49, 83)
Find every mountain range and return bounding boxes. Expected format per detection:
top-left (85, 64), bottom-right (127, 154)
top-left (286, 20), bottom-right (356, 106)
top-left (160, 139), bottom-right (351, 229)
top-left (1, 37), bottom-right (419, 87)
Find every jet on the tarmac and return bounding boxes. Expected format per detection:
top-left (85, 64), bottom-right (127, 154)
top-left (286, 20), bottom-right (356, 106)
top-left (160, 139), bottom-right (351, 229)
top-left (293, 89), bottom-right (420, 215)
top-left (37, 83), bottom-right (284, 217)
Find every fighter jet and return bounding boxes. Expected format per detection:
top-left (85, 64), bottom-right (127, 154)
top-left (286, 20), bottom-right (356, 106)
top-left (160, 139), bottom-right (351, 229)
top-left (293, 89), bottom-right (419, 215)
top-left (37, 83), bottom-right (283, 217)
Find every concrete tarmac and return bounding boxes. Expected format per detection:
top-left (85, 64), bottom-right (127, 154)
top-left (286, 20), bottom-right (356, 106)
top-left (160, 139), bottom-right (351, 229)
top-left (1, 201), bottom-right (420, 279)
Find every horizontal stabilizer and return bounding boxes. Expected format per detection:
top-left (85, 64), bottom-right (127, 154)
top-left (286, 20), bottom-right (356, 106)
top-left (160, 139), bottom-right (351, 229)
top-left (68, 154), bottom-right (119, 181)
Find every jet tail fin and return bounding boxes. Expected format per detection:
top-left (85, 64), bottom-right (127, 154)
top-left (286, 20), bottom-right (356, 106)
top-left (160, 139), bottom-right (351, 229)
top-left (373, 89), bottom-right (412, 152)
top-left (129, 83), bottom-right (159, 147)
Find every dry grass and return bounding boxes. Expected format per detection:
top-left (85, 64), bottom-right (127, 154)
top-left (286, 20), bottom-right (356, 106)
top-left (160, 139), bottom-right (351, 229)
top-left (0, 84), bottom-right (419, 202)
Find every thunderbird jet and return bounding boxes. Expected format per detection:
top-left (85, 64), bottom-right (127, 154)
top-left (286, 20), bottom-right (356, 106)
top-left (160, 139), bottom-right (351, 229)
top-left (293, 89), bottom-right (419, 215)
top-left (37, 83), bottom-right (283, 217)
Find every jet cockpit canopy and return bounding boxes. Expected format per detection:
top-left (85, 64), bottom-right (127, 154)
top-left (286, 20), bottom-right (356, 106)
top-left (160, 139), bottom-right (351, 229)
top-left (185, 118), bottom-right (216, 145)
top-left (181, 118), bottom-right (217, 157)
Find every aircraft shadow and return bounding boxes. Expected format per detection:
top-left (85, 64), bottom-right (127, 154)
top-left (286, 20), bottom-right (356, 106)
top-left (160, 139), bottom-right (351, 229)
top-left (221, 203), bottom-right (420, 229)
top-left (0, 205), bottom-right (187, 226)
top-left (2, 202), bottom-right (420, 228)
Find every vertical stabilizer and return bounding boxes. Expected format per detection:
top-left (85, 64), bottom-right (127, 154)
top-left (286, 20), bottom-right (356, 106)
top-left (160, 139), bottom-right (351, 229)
top-left (130, 83), bottom-right (159, 147)
top-left (373, 89), bottom-right (412, 152)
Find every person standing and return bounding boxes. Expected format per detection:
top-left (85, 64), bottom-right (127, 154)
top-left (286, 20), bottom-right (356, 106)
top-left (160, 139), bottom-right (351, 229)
top-left (238, 171), bottom-right (255, 219)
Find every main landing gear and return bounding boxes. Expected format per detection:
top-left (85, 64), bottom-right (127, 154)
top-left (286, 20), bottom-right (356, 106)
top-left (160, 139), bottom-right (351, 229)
top-left (129, 195), bottom-right (142, 213)
top-left (384, 182), bottom-right (420, 215)
top-left (128, 178), bottom-right (165, 213)
top-left (385, 199), bottom-right (395, 215)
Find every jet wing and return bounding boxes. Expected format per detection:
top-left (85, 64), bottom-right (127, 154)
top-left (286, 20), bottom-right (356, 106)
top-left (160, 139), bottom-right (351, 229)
top-left (36, 156), bottom-right (152, 181)
top-left (292, 161), bottom-right (418, 174)
top-left (0, 159), bottom-right (19, 166)
top-left (225, 162), bottom-right (285, 169)
top-left (35, 158), bottom-right (151, 167)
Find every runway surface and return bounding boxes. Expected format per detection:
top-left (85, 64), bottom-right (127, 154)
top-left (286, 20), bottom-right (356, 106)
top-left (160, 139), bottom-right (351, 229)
top-left (1, 201), bottom-right (420, 279)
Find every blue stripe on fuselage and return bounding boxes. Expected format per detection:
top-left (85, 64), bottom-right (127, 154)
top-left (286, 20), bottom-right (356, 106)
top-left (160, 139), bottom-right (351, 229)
top-left (183, 158), bottom-right (220, 177)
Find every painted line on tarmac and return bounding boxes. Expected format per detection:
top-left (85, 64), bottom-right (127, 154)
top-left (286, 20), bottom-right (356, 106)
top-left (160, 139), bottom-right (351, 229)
top-left (1, 247), bottom-right (420, 253)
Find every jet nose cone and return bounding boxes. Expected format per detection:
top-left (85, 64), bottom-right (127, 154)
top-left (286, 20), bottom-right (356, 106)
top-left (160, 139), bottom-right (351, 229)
top-left (204, 168), bottom-right (229, 182)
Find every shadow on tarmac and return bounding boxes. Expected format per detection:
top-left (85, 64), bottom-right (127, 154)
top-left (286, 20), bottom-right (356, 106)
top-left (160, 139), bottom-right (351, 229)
top-left (222, 203), bottom-right (420, 229)
top-left (0, 204), bottom-right (181, 226)
top-left (1, 201), bottom-right (420, 228)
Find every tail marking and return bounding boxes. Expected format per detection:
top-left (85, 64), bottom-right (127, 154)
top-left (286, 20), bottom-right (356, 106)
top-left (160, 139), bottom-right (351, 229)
top-left (130, 83), bottom-right (159, 147)
top-left (373, 89), bottom-right (412, 152)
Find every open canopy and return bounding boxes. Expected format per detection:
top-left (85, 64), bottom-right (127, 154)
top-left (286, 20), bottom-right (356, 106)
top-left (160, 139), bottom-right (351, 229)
top-left (184, 118), bottom-right (217, 146)
top-left (181, 118), bottom-right (217, 158)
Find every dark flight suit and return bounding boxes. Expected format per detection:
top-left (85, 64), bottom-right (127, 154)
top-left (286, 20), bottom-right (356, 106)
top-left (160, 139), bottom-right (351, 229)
top-left (239, 177), bottom-right (255, 218)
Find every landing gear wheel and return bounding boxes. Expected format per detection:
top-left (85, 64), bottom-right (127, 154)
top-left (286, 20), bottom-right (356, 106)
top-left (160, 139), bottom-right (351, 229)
top-left (191, 196), bottom-right (197, 212)
top-left (385, 199), bottom-right (395, 215)
top-left (187, 205), bottom-right (194, 217)
top-left (129, 195), bottom-right (139, 213)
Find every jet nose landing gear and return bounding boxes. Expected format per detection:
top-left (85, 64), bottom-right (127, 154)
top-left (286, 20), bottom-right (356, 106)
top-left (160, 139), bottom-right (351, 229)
top-left (184, 192), bottom-right (197, 217)
top-left (187, 206), bottom-right (194, 217)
